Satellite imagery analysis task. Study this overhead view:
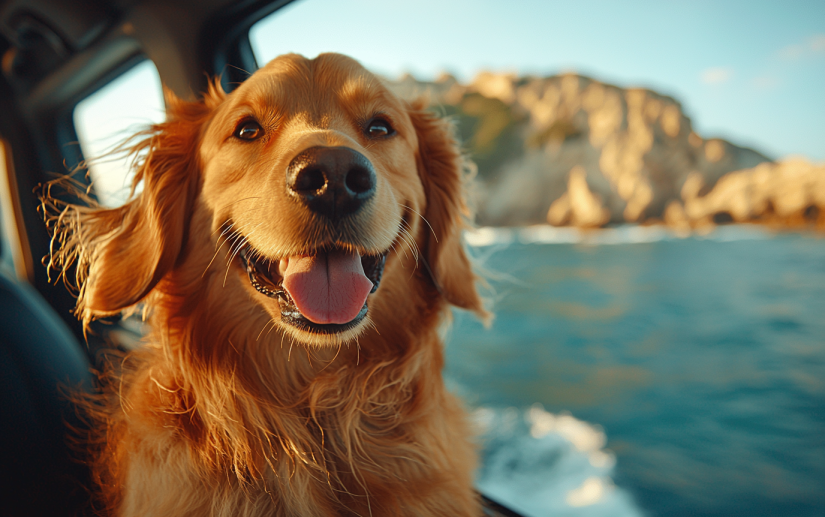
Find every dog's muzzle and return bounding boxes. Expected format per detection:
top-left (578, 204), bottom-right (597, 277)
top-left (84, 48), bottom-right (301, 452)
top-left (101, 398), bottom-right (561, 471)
top-left (286, 146), bottom-right (376, 221)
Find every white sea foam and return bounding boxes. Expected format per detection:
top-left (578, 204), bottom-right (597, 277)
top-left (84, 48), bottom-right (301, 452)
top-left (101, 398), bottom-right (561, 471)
top-left (464, 224), bottom-right (777, 247)
top-left (474, 405), bottom-right (645, 517)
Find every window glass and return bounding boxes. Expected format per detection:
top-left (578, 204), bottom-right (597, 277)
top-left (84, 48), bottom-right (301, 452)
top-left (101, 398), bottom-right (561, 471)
top-left (0, 141), bottom-right (15, 274)
top-left (0, 139), bottom-right (32, 281)
top-left (73, 60), bottom-right (165, 207)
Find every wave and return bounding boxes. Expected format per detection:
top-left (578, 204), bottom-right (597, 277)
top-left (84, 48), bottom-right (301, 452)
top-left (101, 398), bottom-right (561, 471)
top-left (464, 224), bottom-right (776, 247)
top-left (474, 405), bottom-right (645, 517)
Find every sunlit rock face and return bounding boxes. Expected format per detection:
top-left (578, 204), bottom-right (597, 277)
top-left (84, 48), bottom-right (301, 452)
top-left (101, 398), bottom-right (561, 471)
top-left (670, 158), bottom-right (825, 230)
top-left (386, 73), bottom-right (822, 230)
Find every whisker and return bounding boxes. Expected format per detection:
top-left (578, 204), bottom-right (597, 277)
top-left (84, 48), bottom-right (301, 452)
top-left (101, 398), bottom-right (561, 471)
top-left (396, 226), bottom-right (421, 271)
top-left (223, 235), bottom-right (249, 287)
top-left (401, 203), bottom-right (437, 242)
top-left (398, 225), bottom-right (420, 264)
top-left (257, 318), bottom-right (276, 341)
top-left (212, 219), bottom-right (239, 240)
top-left (266, 320), bottom-right (279, 339)
top-left (318, 343), bottom-right (342, 373)
top-left (203, 232), bottom-right (233, 278)
top-left (221, 220), bottom-right (266, 286)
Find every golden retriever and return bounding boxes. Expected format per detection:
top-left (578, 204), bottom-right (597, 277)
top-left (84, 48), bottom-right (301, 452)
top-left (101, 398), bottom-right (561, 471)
top-left (45, 53), bottom-right (488, 516)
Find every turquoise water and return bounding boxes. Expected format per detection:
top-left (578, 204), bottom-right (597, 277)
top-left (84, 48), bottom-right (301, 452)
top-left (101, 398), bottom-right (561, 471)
top-left (445, 228), bottom-right (825, 517)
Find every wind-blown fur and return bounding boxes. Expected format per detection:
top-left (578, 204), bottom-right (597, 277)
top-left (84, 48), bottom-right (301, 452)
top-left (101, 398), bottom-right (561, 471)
top-left (44, 53), bottom-right (487, 516)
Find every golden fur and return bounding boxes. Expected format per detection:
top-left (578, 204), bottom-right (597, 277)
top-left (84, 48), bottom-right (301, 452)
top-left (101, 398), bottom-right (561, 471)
top-left (44, 53), bottom-right (488, 516)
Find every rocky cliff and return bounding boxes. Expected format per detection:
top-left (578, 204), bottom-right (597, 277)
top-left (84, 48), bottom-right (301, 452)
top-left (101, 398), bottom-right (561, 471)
top-left (387, 72), bottom-right (824, 230)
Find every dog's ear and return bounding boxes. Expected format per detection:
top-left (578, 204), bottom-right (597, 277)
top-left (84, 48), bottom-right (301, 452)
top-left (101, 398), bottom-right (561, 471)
top-left (46, 82), bottom-right (225, 324)
top-left (407, 100), bottom-right (488, 320)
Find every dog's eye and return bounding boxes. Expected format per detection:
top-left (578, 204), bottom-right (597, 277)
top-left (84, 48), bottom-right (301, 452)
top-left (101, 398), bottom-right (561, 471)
top-left (366, 118), bottom-right (394, 138)
top-left (234, 120), bottom-right (263, 140)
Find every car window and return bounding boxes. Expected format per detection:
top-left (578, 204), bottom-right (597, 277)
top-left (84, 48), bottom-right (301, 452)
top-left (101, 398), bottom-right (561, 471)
top-left (0, 140), bottom-right (16, 274)
top-left (73, 60), bottom-right (165, 207)
top-left (0, 138), bottom-right (33, 281)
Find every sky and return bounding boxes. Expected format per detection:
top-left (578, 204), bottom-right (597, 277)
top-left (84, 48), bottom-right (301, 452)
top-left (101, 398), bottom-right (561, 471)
top-left (74, 61), bottom-right (164, 206)
top-left (74, 0), bottom-right (824, 204)
top-left (249, 0), bottom-right (825, 161)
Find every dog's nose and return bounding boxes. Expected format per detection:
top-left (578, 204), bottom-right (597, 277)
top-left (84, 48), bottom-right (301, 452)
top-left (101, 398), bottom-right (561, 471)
top-left (286, 146), bottom-right (377, 219)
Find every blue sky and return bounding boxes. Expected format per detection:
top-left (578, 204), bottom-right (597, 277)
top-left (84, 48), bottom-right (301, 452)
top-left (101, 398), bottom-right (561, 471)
top-left (250, 0), bottom-right (825, 161)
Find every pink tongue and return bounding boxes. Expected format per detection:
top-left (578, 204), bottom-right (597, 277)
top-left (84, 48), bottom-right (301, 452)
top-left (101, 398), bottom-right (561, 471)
top-left (281, 250), bottom-right (374, 325)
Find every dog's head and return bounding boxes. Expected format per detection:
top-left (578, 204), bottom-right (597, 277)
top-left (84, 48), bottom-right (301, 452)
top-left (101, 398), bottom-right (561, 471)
top-left (51, 53), bottom-right (485, 346)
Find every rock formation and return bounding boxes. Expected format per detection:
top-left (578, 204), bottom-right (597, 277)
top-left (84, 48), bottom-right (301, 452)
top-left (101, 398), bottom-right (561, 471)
top-left (386, 72), bottom-right (824, 230)
top-left (668, 158), bottom-right (825, 230)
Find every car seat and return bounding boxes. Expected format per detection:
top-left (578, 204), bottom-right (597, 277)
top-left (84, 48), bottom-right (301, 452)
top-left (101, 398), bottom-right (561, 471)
top-left (0, 265), bottom-right (94, 516)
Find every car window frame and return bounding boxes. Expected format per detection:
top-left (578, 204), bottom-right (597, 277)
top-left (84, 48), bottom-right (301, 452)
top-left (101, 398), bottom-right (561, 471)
top-left (1, 1), bottom-right (298, 346)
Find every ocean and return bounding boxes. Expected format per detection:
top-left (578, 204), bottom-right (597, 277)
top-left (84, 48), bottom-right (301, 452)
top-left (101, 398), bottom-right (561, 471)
top-left (445, 225), bottom-right (825, 517)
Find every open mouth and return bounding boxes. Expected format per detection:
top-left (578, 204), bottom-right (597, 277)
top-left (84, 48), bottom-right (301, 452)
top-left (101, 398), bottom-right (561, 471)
top-left (238, 244), bottom-right (386, 334)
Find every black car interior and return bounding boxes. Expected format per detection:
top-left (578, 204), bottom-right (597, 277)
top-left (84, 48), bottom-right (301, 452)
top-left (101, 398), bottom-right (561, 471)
top-left (0, 1), bottom-right (291, 515)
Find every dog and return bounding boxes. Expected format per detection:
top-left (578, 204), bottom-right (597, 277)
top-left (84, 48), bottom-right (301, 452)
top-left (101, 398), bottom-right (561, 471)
top-left (46, 53), bottom-right (488, 516)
